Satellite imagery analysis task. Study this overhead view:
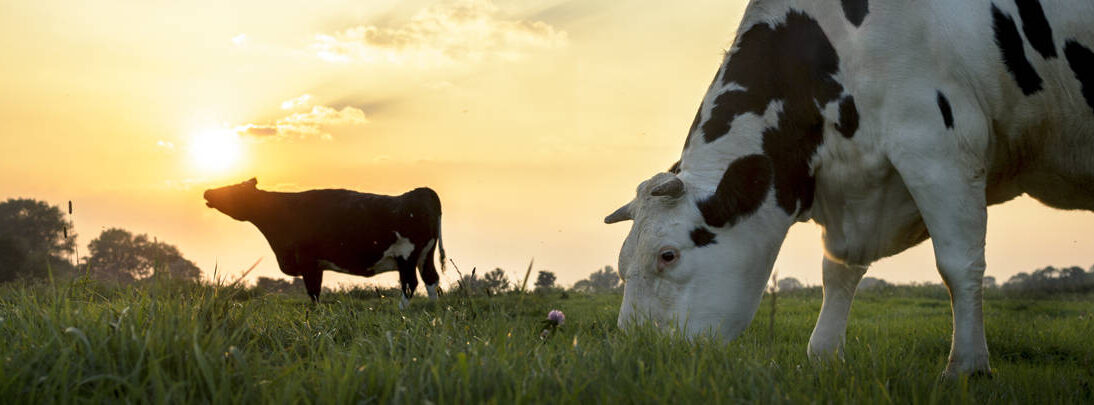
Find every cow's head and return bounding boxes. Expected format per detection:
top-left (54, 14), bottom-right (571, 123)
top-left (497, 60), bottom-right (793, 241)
top-left (203, 177), bottom-right (259, 221)
top-left (606, 162), bottom-right (794, 340)
top-left (607, 9), bottom-right (851, 340)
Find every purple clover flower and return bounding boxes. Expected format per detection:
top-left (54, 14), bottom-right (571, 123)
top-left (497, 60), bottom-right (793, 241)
top-left (547, 309), bottom-right (565, 326)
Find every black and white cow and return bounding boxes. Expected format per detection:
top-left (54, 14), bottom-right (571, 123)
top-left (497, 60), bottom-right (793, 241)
top-left (605, 0), bottom-right (1094, 377)
top-left (204, 178), bottom-right (446, 306)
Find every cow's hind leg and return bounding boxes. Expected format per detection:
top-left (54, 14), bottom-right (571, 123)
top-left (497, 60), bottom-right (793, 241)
top-left (905, 177), bottom-right (991, 378)
top-left (417, 239), bottom-right (441, 300)
top-left (888, 97), bottom-right (992, 377)
top-left (397, 254), bottom-right (419, 310)
top-left (808, 258), bottom-right (867, 361)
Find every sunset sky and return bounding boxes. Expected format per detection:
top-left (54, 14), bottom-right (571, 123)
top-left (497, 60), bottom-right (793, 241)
top-left (2, 0), bottom-right (1092, 289)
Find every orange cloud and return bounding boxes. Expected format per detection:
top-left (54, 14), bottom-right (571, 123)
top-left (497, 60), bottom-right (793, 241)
top-left (311, 0), bottom-right (567, 66)
top-left (237, 103), bottom-right (367, 141)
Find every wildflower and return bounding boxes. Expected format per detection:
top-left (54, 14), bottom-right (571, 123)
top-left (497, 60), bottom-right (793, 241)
top-left (539, 309), bottom-right (565, 340)
top-left (547, 310), bottom-right (565, 326)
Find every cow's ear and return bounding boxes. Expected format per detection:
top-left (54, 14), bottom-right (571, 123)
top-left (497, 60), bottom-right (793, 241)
top-left (650, 174), bottom-right (685, 199)
top-left (245, 177), bottom-right (258, 187)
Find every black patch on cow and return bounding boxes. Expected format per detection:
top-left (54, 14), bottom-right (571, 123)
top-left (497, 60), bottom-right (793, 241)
top-left (841, 0), bottom-right (868, 27)
top-left (690, 227), bottom-right (717, 247)
top-left (1064, 40), bottom-right (1094, 115)
top-left (835, 95), bottom-right (859, 138)
top-left (1015, 0), bottom-right (1057, 59)
top-left (694, 11), bottom-right (842, 217)
top-left (696, 154), bottom-right (773, 228)
top-left (992, 4), bottom-right (1043, 95)
top-left (668, 160), bottom-right (681, 174)
top-left (702, 11), bottom-right (843, 144)
top-left (936, 91), bottom-right (954, 129)
top-left (684, 105), bottom-right (702, 150)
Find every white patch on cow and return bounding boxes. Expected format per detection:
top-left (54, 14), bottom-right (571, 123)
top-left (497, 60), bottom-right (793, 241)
top-left (367, 232), bottom-right (416, 273)
top-left (682, 99), bottom-right (781, 192)
top-left (717, 82), bottom-right (747, 94)
top-left (426, 283), bottom-right (439, 300)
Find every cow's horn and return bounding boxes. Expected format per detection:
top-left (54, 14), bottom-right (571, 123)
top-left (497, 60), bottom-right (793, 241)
top-left (604, 202), bottom-right (633, 224)
top-left (650, 175), bottom-right (684, 198)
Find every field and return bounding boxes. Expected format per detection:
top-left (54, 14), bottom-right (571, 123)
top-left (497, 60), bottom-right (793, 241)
top-left (1, 279), bottom-right (1092, 404)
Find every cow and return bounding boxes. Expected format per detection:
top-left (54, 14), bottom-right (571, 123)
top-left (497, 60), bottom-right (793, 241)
top-left (204, 178), bottom-right (446, 306)
top-left (605, 0), bottom-right (1094, 377)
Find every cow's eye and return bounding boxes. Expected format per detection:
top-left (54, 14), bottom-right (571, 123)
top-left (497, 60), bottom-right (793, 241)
top-left (657, 247), bottom-right (679, 269)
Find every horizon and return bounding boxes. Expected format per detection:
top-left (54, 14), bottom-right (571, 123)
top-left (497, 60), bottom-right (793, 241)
top-left (3, 0), bottom-right (1094, 289)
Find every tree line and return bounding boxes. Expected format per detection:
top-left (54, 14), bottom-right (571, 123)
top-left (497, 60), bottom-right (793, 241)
top-left (0, 198), bottom-right (200, 283)
top-left (6, 198), bottom-right (1091, 298)
top-left (444, 265), bottom-right (622, 296)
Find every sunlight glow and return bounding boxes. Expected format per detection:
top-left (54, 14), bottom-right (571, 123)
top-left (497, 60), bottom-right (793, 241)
top-left (188, 129), bottom-right (243, 172)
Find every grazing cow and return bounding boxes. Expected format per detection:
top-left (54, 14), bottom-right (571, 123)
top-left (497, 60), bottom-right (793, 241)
top-left (204, 178), bottom-right (446, 306)
top-left (605, 0), bottom-right (1094, 377)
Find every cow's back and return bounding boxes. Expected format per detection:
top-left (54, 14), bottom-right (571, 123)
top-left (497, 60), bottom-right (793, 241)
top-left (813, 0), bottom-right (1094, 210)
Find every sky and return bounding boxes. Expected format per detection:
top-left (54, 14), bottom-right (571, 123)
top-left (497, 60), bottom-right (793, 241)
top-left (2, 0), bottom-right (1093, 289)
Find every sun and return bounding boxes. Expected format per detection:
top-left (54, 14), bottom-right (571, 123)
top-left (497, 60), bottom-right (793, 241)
top-left (188, 128), bottom-right (244, 172)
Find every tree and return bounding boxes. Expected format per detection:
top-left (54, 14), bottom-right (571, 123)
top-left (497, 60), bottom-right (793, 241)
top-left (776, 277), bottom-right (803, 292)
top-left (534, 271), bottom-right (557, 292)
top-left (84, 228), bottom-right (200, 283)
top-left (982, 276), bottom-right (997, 289)
top-left (858, 277), bottom-right (889, 290)
top-left (256, 276), bottom-right (305, 294)
top-left (573, 266), bottom-right (621, 293)
top-left (145, 241), bottom-right (202, 282)
top-left (482, 268), bottom-right (511, 295)
top-left (0, 198), bottom-right (74, 282)
top-left (1004, 265), bottom-right (1094, 295)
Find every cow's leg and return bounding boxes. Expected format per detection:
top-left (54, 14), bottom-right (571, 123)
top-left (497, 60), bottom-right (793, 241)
top-left (397, 255), bottom-right (419, 310)
top-left (907, 179), bottom-right (990, 378)
top-left (417, 239), bottom-right (441, 300)
top-left (808, 258), bottom-right (867, 360)
top-left (303, 270), bottom-right (324, 303)
top-left (888, 103), bottom-right (991, 377)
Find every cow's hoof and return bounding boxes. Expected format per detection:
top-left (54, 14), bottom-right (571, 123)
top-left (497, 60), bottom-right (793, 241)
top-left (941, 366), bottom-right (994, 381)
top-left (398, 295), bottom-right (409, 310)
top-left (806, 343), bottom-right (844, 364)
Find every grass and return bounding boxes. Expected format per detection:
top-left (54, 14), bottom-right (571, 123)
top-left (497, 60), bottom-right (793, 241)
top-left (0, 279), bottom-right (1092, 404)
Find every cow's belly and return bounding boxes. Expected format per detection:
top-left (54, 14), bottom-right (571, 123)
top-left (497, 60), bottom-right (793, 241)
top-left (813, 143), bottom-right (930, 266)
top-left (316, 231), bottom-right (416, 276)
top-left (366, 257), bottom-right (399, 274)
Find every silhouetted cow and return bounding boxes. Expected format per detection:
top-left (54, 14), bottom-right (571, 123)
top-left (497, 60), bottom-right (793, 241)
top-left (204, 178), bottom-right (446, 305)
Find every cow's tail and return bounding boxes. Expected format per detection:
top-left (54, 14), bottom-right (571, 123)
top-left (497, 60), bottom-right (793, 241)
top-left (437, 217), bottom-right (447, 273)
top-left (426, 187), bottom-right (446, 273)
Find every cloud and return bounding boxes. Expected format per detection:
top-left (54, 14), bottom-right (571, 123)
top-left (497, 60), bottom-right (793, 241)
top-left (311, 0), bottom-right (567, 66)
top-left (238, 103), bottom-right (368, 141)
top-left (280, 94), bottom-right (313, 110)
top-left (232, 33), bottom-right (248, 47)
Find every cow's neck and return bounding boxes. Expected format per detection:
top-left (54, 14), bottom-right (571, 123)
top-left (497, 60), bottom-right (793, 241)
top-left (678, 8), bottom-right (853, 222)
top-left (244, 190), bottom-right (292, 238)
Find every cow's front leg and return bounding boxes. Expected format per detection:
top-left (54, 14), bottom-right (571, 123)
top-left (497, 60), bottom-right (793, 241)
top-left (890, 129), bottom-right (991, 377)
top-left (397, 257), bottom-right (419, 310)
top-left (303, 270), bottom-right (324, 303)
top-left (808, 257), bottom-right (867, 360)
